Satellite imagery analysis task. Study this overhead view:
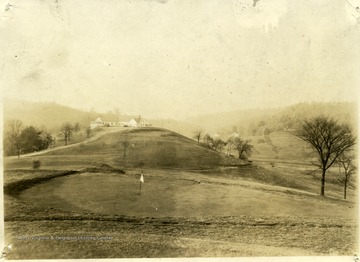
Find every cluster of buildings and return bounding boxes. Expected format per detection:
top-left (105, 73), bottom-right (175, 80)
top-left (90, 116), bottom-right (152, 129)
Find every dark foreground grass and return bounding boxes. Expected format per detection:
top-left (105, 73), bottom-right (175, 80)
top-left (5, 185), bottom-right (358, 258)
top-left (5, 215), bottom-right (357, 259)
top-left (3, 168), bottom-right (358, 258)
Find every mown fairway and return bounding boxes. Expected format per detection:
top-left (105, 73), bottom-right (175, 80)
top-left (19, 170), bottom-right (355, 219)
top-left (3, 128), bottom-right (358, 258)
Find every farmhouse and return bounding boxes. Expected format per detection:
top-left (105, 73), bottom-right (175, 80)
top-left (90, 117), bottom-right (103, 129)
top-left (121, 116), bottom-right (152, 127)
top-left (90, 116), bottom-right (152, 129)
top-left (125, 118), bottom-right (137, 127)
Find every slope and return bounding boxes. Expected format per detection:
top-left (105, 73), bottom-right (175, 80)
top-left (186, 102), bottom-right (357, 135)
top-left (250, 130), bottom-right (312, 163)
top-left (4, 128), bottom-right (246, 169)
top-left (3, 98), bottom-right (98, 132)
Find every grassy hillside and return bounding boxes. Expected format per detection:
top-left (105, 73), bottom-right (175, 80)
top-left (250, 131), bottom-right (313, 163)
top-left (3, 98), bottom-right (97, 132)
top-left (186, 102), bottom-right (357, 135)
top-left (4, 128), bottom-right (246, 169)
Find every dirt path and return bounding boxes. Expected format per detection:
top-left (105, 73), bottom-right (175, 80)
top-left (5, 127), bottom-right (126, 159)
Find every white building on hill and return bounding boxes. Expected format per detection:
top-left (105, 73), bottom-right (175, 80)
top-left (126, 118), bottom-right (138, 127)
top-left (90, 116), bottom-right (152, 129)
top-left (90, 117), bottom-right (103, 129)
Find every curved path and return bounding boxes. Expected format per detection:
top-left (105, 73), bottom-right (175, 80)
top-left (5, 127), bottom-right (127, 159)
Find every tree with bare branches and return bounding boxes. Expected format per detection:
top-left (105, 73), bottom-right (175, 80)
top-left (122, 134), bottom-right (130, 159)
top-left (86, 127), bottom-right (92, 138)
top-left (213, 138), bottom-right (226, 152)
top-left (60, 122), bottom-right (73, 145)
top-left (295, 116), bottom-right (356, 196)
top-left (337, 153), bottom-right (356, 199)
top-left (202, 133), bottom-right (214, 149)
top-left (5, 119), bottom-right (23, 157)
top-left (193, 129), bottom-right (203, 146)
top-left (230, 137), bottom-right (254, 160)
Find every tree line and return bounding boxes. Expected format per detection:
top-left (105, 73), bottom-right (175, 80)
top-left (4, 119), bottom-right (93, 157)
top-left (4, 119), bottom-right (55, 157)
top-left (193, 130), bottom-right (254, 160)
top-left (60, 121), bottom-right (91, 145)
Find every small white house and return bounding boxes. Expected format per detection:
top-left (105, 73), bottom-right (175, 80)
top-left (127, 118), bottom-right (138, 127)
top-left (90, 117), bottom-right (103, 129)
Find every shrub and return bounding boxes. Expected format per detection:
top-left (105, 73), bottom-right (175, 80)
top-left (32, 160), bottom-right (41, 169)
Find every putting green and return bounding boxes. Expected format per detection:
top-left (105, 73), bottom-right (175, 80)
top-left (20, 171), bottom-right (356, 219)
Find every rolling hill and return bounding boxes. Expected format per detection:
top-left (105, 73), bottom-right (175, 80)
top-left (4, 128), bottom-right (247, 170)
top-left (3, 98), bottom-right (199, 136)
top-left (185, 101), bottom-right (357, 135)
top-left (249, 130), bottom-right (313, 163)
top-left (3, 98), bottom-right (99, 132)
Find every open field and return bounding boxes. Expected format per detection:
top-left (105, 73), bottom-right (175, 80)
top-left (3, 128), bottom-right (358, 258)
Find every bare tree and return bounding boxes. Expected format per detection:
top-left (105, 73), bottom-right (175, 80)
top-left (122, 134), bottom-right (130, 159)
top-left (202, 133), bottom-right (214, 149)
top-left (86, 127), bottom-right (92, 138)
top-left (5, 119), bottom-right (23, 157)
top-left (193, 129), bottom-right (203, 146)
top-left (337, 153), bottom-right (356, 199)
top-left (213, 138), bottom-right (226, 152)
top-left (60, 122), bottom-right (72, 145)
top-left (231, 137), bottom-right (254, 160)
top-left (295, 116), bottom-right (356, 196)
top-left (73, 122), bottom-right (81, 133)
top-left (67, 123), bottom-right (73, 141)
top-left (226, 137), bottom-right (234, 155)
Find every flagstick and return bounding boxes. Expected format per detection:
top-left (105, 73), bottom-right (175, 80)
top-left (139, 181), bottom-right (142, 195)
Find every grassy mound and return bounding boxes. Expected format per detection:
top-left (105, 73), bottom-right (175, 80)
top-left (5, 128), bottom-right (246, 170)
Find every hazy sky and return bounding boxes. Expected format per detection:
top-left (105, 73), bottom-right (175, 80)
top-left (1, 0), bottom-right (359, 119)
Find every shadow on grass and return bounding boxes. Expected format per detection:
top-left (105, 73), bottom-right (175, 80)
top-left (4, 170), bottom-right (80, 197)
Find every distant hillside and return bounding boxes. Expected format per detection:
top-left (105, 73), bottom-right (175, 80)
top-left (4, 128), bottom-right (247, 169)
top-left (3, 98), bottom-right (99, 132)
top-left (4, 99), bottom-right (356, 142)
top-left (248, 131), bottom-right (312, 164)
top-left (3, 99), bottom-right (199, 137)
top-left (186, 102), bottom-right (357, 136)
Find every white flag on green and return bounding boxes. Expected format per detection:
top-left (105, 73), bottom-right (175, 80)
top-left (140, 174), bottom-right (144, 183)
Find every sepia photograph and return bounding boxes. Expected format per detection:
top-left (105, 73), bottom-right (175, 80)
top-left (0, 0), bottom-right (359, 260)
